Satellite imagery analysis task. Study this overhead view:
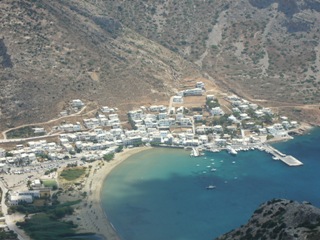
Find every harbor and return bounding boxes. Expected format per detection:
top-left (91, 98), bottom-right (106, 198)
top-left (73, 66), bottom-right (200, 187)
top-left (190, 144), bottom-right (303, 167)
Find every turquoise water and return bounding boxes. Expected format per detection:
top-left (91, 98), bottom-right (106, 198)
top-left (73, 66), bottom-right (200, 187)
top-left (101, 128), bottom-right (320, 240)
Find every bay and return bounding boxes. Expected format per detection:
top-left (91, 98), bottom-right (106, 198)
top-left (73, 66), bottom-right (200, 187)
top-left (101, 128), bottom-right (320, 240)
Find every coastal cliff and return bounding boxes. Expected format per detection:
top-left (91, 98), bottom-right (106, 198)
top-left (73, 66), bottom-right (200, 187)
top-left (216, 199), bottom-right (320, 240)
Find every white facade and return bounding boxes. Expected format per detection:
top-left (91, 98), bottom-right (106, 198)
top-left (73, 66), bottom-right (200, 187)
top-left (183, 88), bottom-right (203, 96)
top-left (71, 99), bottom-right (84, 108)
top-left (172, 96), bottom-right (183, 103)
top-left (211, 107), bottom-right (224, 116)
top-left (9, 195), bottom-right (33, 205)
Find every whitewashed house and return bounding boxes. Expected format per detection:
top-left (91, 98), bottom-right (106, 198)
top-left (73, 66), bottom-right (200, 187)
top-left (9, 195), bottom-right (33, 205)
top-left (206, 95), bottom-right (215, 100)
top-left (179, 118), bottom-right (192, 126)
top-left (211, 107), bottom-right (224, 116)
top-left (196, 81), bottom-right (205, 89)
top-left (183, 88), bottom-right (203, 96)
top-left (71, 99), bottom-right (84, 108)
top-left (173, 96), bottom-right (183, 103)
top-left (193, 115), bottom-right (203, 121)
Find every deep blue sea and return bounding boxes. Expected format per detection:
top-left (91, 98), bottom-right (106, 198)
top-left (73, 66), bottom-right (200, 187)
top-left (101, 128), bottom-right (320, 240)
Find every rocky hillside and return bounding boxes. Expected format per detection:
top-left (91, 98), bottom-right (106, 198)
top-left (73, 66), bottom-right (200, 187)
top-left (99, 0), bottom-right (320, 105)
top-left (216, 199), bottom-right (320, 240)
top-left (97, 0), bottom-right (320, 123)
top-left (0, 0), bottom-right (200, 129)
top-left (0, 0), bottom-right (320, 129)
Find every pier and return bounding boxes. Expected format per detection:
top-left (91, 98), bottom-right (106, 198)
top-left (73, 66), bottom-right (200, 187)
top-left (263, 145), bottom-right (303, 167)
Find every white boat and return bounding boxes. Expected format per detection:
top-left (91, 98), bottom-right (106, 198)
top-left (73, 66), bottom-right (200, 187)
top-left (211, 149), bottom-right (220, 153)
top-left (226, 146), bottom-right (237, 155)
top-left (210, 168), bottom-right (217, 172)
top-left (206, 185), bottom-right (216, 190)
top-left (191, 147), bottom-right (200, 157)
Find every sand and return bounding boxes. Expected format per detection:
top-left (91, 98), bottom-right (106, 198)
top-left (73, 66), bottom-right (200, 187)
top-left (69, 147), bottom-right (152, 240)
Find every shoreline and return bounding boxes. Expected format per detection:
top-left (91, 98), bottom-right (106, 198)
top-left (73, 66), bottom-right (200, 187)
top-left (69, 146), bottom-right (152, 240)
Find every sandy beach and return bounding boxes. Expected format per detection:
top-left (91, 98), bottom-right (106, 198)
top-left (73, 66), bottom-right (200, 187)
top-left (68, 146), bottom-right (152, 240)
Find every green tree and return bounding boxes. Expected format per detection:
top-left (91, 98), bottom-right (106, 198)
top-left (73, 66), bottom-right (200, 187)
top-left (103, 153), bottom-right (114, 162)
top-left (116, 145), bottom-right (123, 153)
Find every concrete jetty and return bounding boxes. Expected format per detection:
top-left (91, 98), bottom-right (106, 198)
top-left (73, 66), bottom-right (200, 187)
top-left (264, 145), bottom-right (303, 167)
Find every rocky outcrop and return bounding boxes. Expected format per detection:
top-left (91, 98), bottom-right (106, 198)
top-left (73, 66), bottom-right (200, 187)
top-left (216, 199), bottom-right (320, 240)
top-left (0, 38), bottom-right (13, 68)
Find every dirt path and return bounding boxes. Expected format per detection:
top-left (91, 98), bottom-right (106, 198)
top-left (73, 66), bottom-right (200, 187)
top-left (1, 106), bottom-right (93, 140)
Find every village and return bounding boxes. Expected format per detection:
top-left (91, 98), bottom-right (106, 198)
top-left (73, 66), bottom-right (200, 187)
top-left (0, 80), bottom-right (304, 207)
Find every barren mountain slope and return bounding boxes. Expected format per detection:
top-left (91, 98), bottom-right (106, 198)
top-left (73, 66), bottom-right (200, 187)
top-left (95, 0), bottom-right (320, 109)
top-left (0, 0), bottom-right (200, 130)
top-left (1, 0), bottom-right (320, 129)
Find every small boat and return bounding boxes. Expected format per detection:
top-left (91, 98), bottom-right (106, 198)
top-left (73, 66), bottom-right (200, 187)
top-left (191, 147), bottom-right (200, 157)
top-left (210, 168), bottom-right (217, 172)
top-left (206, 185), bottom-right (216, 190)
top-left (227, 146), bottom-right (238, 155)
top-left (211, 149), bottom-right (220, 153)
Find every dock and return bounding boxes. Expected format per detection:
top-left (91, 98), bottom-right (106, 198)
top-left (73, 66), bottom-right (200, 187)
top-left (263, 145), bottom-right (303, 167)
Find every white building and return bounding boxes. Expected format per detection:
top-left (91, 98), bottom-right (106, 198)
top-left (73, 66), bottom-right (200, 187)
top-left (239, 113), bottom-right (250, 120)
top-left (9, 195), bottom-right (33, 205)
top-left (196, 125), bottom-right (212, 134)
top-left (33, 128), bottom-right (46, 134)
top-left (149, 105), bottom-right (166, 112)
top-left (210, 107), bottom-right (224, 116)
top-left (255, 110), bottom-right (265, 118)
top-left (101, 106), bottom-right (114, 113)
top-left (227, 95), bottom-right (240, 101)
top-left (71, 99), bottom-right (84, 108)
top-left (196, 82), bottom-right (205, 89)
top-left (206, 95), bottom-right (215, 100)
top-left (213, 125), bottom-right (223, 132)
top-left (228, 115), bottom-right (239, 123)
top-left (158, 112), bottom-right (168, 120)
top-left (179, 118), bottom-right (192, 126)
top-left (193, 115), bottom-right (203, 121)
top-left (172, 96), bottom-right (183, 103)
top-left (183, 88), bottom-right (203, 96)
top-left (19, 190), bottom-right (41, 198)
top-left (0, 149), bottom-right (5, 158)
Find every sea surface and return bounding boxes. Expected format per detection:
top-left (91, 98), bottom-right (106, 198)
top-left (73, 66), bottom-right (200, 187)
top-left (101, 128), bottom-right (320, 240)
